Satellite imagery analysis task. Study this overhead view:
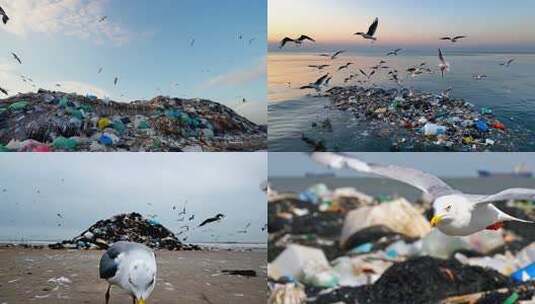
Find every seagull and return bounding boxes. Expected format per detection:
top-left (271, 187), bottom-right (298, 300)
top-left (473, 74), bottom-right (488, 80)
top-left (500, 58), bottom-right (515, 67)
top-left (11, 53), bottom-right (22, 64)
top-left (387, 48), bottom-right (402, 56)
top-left (354, 17), bottom-right (379, 41)
top-left (308, 64), bottom-right (330, 70)
top-left (99, 241), bottom-right (157, 304)
top-left (114, 77), bottom-right (118, 86)
top-left (299, 74), bottom-right (330, 92)
top-left (279, 35), bottom-right (315, 48)
top-left (359, 69), bottom-right (375, 80)
top-left (198, 213), bottom-right (225, 227)
top-left (440, 35), bottom-right (467, 43)
top-left (311, 152), bottom-right (534, 236)
top-left (99, 16), bottom-right (108, 22)
top-left (337, 62), bottom-right (353, 71)
top-left (323, 76), bottom-right (332, 87)
top-left (0, 87), bottom-right (8, 95)
top-left (438, 49), bottom-right (449, 78)
top-left (190, 38), bottom-right (196, 47)
top-left (98, 67), bottom-right (103, 74)
top-left (320, 50), bottom-right (345, 60)
top-left (0, 5), bottom-right (9, 24)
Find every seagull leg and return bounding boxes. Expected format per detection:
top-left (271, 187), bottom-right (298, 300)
top-left (105, 284), bottom-right (111, 304)
top-left (132, 296), bottom-right (136, 304)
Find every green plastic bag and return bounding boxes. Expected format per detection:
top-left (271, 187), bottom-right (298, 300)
top-left (8, 101), bottom-right (28, 111)
top-left (53, 137), bottom-right (77, 151)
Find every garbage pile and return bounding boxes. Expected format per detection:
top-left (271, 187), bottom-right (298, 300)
top-left (0, 90), bottom-right (266, 152)
top-left (50, 212), bottom-right (201, 251)
top-left (323, 86), bottom-right (517, 152)
top-left (268, 183), bottom-right (535, 303)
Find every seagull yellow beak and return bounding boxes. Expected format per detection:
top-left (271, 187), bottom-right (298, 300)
top-left (430, 215), bottom-right (444, 227)
top-left (136, 299), bottom-right (146, 304)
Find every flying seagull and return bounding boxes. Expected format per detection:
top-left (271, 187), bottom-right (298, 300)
top-left (100, 241), bottom-right (156, 304)
top-left (114, 77), bottom-right (118, 86)
top-left (11, 53), bottom-right (22, 64)
top-left (473, 74), bottom-right (488, 80)
top-left (440, 35), bottom-right (467, 43)
top-left (198, 213), bottom-right (225, 227)
top-left (387, 48), bottom-right (402, 56)
top-left (308, 64), bottom-right (330, 70)
top-left (359, 69), bottom-right (375, 80)
top-left (299, 73), bottom-right (330, 92)
top-left (337, 62), bottom-right (353, 71)
top-left (99, 16), bottom-right (108, 22)
top-left (320, 50), bottom-right (345, 60)
top-left (98, 67), bottom-right (103, 74)
top-left (279, 35), bottom-right (315, 48)
top-left (0, 6), bottom-right (9, 24)
top-left (438, 49), bottom-right (449, 78)
top-left (500, 58), bottom-right (515, 67)
top-left (0, 87), bottom-right (7, 95)
top-left (354, 17), bottom-right (379, 41)
top-left (311, 152), bottom-right (534, 236)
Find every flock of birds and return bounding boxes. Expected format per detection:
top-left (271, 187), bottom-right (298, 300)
top-left (278, 17), bottom-right (517, 93)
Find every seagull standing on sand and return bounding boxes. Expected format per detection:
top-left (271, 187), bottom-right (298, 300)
top-left (299, 74), bottom-right (330, 92)
top-left (354, 17), bottom-right (379, 41)
top-left (0, 5), bottom-right (9, 24)
top-left (99, 241), bottom-right (157, 304)
top-left (440, 35), bottom-right (467, 43)
top-left (311, 152), bottom-right (534, 236)
top-left (11, 53), bottom-right (22, 64)
top-left (438, 49), bottom-right (449, 78)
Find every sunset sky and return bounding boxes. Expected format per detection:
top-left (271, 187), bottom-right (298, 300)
top-left (269, 0), bottom-right (535, 51)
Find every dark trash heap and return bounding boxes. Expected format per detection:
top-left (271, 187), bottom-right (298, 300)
top-left (0, 90), bottom-right (266, 152)
top-left (322, 86), bottom-right (518, 152)
top-left (50, 212), bottom-right (201, 251)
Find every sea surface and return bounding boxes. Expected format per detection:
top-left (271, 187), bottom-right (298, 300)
top-left (270, 176), bottom-right (535, 202)
top-left (268, 51), bottom-right (535, 151)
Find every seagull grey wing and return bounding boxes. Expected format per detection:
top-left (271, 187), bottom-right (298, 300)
top-left (311, 152), bottom-right (457, 200)
top-left (367, 18), bottom-right (379, 36)
top-left (440, 37), bottom-right (451, 40)
top-left (474, 188), bottom-right (535, 204)
top-left (298, 35), bottom-right (315, 42)
top-left (438, 49), bottom-right (446, 64)
top-left (453, 35), bottom-right (466, 40)
top-left (280, 37), bottom-right (293, 48)
top-left (99, 245), bottom-right (123, 279)
top-left (314, 74), bottom-right (329, 85)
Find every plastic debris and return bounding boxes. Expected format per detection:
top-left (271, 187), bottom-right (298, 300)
top-left (0, 90), bottom-right (267, 151)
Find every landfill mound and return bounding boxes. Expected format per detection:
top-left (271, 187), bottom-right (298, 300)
top-left (50, 212), bottom-right (201, 251)
top-left (317, 86), bottom-right (522, 152)
top-left (0, 90), bottom-right (266, 152)
top-left (267, 183), bottom-right (535, 303)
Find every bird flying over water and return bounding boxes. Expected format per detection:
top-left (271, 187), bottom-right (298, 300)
top-left (114, 77), bottom-right (118, 86)
top-left (0, 6), bottom-right (9, 24)
top-left (308, 64), bottom-right (330, 70)
top-left (299, 74), bottom-right (330, 92)
top-left (311, 152), bottom-right (534, 236)
top-left (11, 53), bottom-right (22, 64)
top-left (337, 62), bottom-right (353, 71)
top-left (99, 241), bottom-right (156, 304)
top-left (99, 16), bottom-right (108, 22)
top-left (440, 35), bottom-right (467, 43)
top-left (98, 67), bottom-right (103, 74)
top-left (320, 50), bottom-right (345, 60)
top-left (279, 35), bottom-right (315, 48)
top-left (500, 58), bottom-right (515, 67)
top-left (354, 17), bottom-right (379, 41)
top-left (387, 48), bottom-right (402, 56)
top-left (199, 213), bottom-right (225, 227)
top-left (473, 74), bottom-right (488, 80)
top-left (359, 69), bottom-right (375, 80)
top-left (438, 49), bottom-right (449, 78)
top-left (0, 87), bottom-right (8, 95)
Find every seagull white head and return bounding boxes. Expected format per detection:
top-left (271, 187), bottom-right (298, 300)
top-left (431, 194), bottom-right (473, 235)
top-left (127, 260), bottom-right (156, 303)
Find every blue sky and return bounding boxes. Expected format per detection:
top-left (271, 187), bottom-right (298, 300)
top-left (269, 153), bottom-right (535, 177)
top-left (0, 0), bottom-right (267, 123)
top-left (269, 0), bottom-right (535, 52)
top-left (0, 153), bottom-right (267, 243)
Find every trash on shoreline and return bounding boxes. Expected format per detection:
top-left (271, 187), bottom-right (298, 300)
top-left (0, 90), bottom-right (266, 152)
top-left (49, 212), bottom-right (201, 250)
top-left (268, 183), bottom-right (535, 303)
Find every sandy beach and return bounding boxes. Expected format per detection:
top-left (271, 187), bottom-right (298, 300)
top-left (0, 247), bottom-right (266, 304)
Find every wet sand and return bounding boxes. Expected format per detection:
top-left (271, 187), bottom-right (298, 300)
top-left (0, 248), bottom-right (266, 303)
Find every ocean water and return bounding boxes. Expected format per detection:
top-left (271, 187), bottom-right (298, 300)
top-left (270, 176), bottom-right (535, 202)
top-left (268, 51), bottom-right (535, 151)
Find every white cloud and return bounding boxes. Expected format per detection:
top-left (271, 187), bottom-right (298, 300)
top-left (0, 0), bottom-right (132, 45)
top-left (205, 60), bottom-right (265, 88)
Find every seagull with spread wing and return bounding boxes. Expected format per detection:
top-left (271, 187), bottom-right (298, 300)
top-left (11, 53), bottom-right (22, 64)
top-left (354, 17), bottom-right (379, 41)
top-left (311, 152), bottom-right (534, 236)
top-left (500, 58), bottom-right (515, 67)
top-left (0, 5), bottom-right (9, 24)
top-left (438, 48), bottom-right (449, 78)
top-left (386, 48), bottom-right (402, 56)
top-left (279, 35), bottom-right (316, 48)
top-left (440, 35), bottom-right (467, 43)
top-left (299, 74), bottom-right (330, 92)
top-left (319, 50), bottom-right (345, 60)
